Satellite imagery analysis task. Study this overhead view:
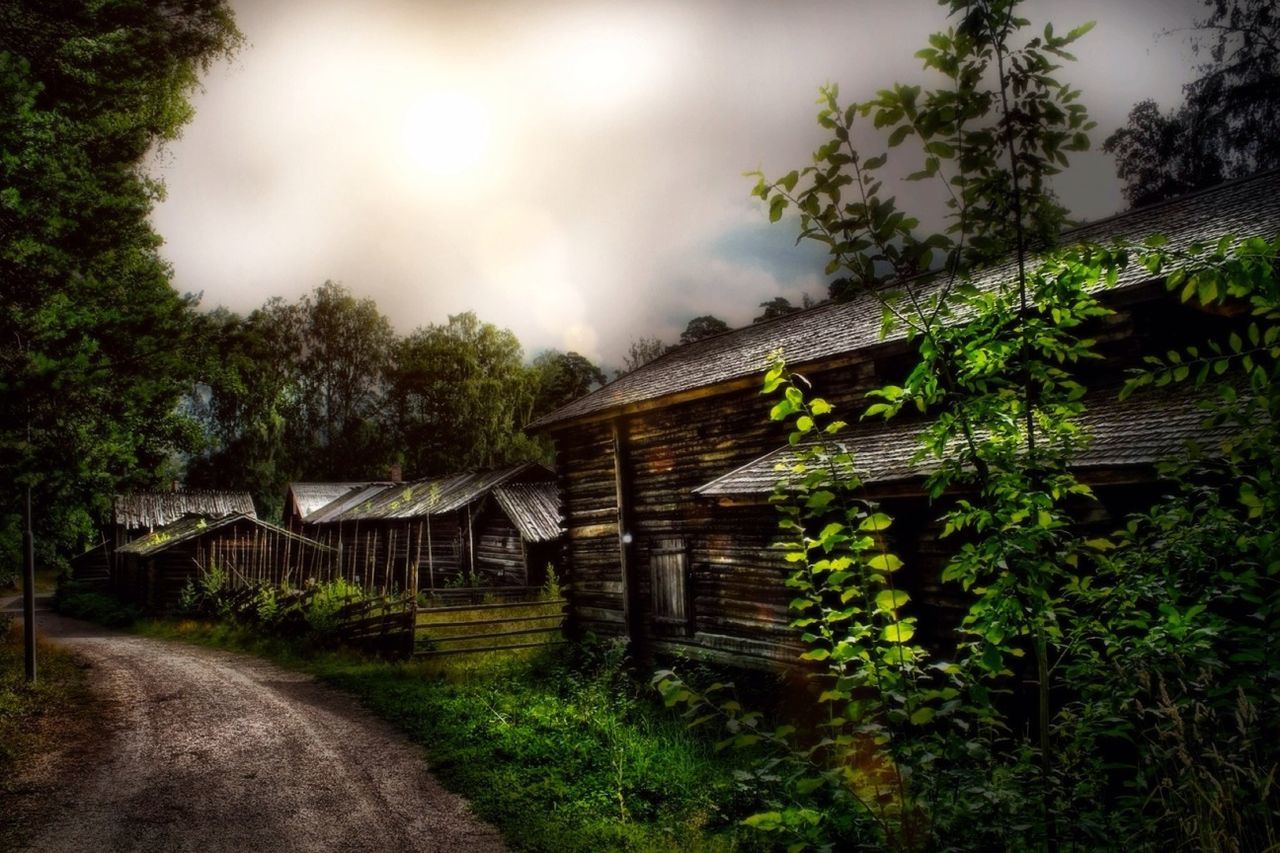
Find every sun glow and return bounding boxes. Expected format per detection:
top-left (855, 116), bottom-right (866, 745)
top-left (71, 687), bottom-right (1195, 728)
top-left (399, 90), bottom-right (493, 183)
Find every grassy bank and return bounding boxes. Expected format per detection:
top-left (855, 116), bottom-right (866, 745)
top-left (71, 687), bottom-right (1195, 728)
top-left (0, 620), bottom-right (95, 846)
top-left (126, 617), bottom-right (767, 851)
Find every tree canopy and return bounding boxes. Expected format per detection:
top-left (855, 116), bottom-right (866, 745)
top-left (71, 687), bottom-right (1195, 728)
top-left (1104, 0), bottom-right (1279, 207)
top-left (0, 0), bottom-right (241, 578)
top-left (679, 315), bottom-right (730, 345)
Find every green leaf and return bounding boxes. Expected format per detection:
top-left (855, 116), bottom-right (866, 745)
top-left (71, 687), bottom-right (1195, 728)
top-left (769, 194), bottom-right (787, 223)
top-left (882, 623), bottom-right (915, 643)
top-left (874, 589), bottom-right (909, 611)
top-left (868, 553), bottom-right (904, 572)
top-left (860, 513), bottom-right (892, 532)
top-left (1064, 20), bottom-right (1095, 42)
top-left (743, 812), bottom-right (783, 831)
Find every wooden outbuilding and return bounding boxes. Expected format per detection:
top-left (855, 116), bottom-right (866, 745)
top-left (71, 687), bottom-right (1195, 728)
top-left (296, 462), bottom-right (562, 595)
top-left (71, 489), bottom-right (258, 587)
top-left (529, 172), bottom-right (1280, 669)
top-left (113, 513), bottom-right (332, 610)
top-left (111, 489), bottom-right (256, 547)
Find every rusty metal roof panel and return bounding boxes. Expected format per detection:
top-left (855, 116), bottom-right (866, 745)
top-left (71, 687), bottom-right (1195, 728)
top-left (492, 482), bottom-right (562, 542)
top-left (532, 171), bottom-right (1280, 430)
top-left (113, 490), bottom-right (256, 530)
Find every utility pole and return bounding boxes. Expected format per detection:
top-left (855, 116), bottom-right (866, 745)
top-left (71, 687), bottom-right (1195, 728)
top-left (23, 481), bottom-right (36, 683)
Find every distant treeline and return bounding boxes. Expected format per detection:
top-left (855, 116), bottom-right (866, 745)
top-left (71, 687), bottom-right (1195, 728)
top-left (184, 282), bottom-right (608, 520)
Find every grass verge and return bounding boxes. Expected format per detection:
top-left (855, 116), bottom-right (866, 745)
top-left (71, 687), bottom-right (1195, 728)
top-left (129, 617), bottom-right (768, 852)
top-left (0, 620), bottom-right (96, 848)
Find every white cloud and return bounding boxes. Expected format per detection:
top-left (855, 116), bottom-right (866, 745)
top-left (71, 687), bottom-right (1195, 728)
top-left (150, 0), bottom-right (1205, 369)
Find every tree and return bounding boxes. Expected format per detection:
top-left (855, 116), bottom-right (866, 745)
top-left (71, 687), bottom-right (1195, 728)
top-left (753, 297), bottom-right (803, 323)
top-left (292, 281), bottom-right (395, 478)
top-left (0, 1), bottom-right (240, 576)
top-left (679, 315), bottom-right (730, 345)
top-left (1104, 0), bottom-right (1280, 207)
top-left (184, 300), bottom-right (304, 520)
top-left (388, 312), bottom-right (543, 477)
top-left (529, 350), bottom-right (606, 421)
top-left (616, 336), bottom-right (669, 377)
top-left (664, 0), bottom-right (1106, 847)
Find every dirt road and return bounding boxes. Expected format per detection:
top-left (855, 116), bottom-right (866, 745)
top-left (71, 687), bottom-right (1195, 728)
top-left (5, 604), bottom-right (505, 852)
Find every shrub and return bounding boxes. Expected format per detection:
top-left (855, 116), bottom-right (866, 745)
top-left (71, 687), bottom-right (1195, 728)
top-left (52, 581), bottom-right (140, 628)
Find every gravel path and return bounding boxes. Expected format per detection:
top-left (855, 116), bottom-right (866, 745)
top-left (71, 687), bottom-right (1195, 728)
top-left (9, 605), bottom-right (506, 852)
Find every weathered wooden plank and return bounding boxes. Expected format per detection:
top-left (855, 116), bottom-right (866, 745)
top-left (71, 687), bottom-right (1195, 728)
top-left (424, 625), bottom-right (563, 643)
top-left (416, 640), bottom-right (567, 657)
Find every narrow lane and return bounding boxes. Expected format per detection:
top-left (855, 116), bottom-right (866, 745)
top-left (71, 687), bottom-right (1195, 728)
top-left (8, 606), bottom-right (505, 853)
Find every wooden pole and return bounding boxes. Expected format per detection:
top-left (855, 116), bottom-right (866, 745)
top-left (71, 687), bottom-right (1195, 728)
top-left (426, 517), bottom-right (435, 591)
top-left (23, 483), bottom-right (36, 683)
top-left (611, 418), bottom-right (638, 647)
top-left (467, 509), bottom-right (476, 580)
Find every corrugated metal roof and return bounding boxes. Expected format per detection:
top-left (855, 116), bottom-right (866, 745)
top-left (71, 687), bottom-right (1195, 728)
top-left (113, 491), bottom-right (256, 530)
top-left (117, 513), bottom-right (332, 557)
top-left (532, 170), bottom-right (1280, 430)
top-left (288, 482), bottom-right (388, 518)
top-left (306, 463), bottom-right (555, 524)
top-left (301, 483), bottom-right (396, 524)
top-left (694, 387), bottom-right (1236, 497)
top-left (492, 482), bottom-right (562, 542)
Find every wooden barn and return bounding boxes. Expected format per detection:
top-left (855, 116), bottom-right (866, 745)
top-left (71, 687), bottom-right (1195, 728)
top-left (529, 172), bottom-right (1280, 669)
top-left (113, 513), bottom-right (333, 610)
top-left (72, 489), bottom-right (258, 587)
top-left (111, 489), bottom-right (256, 547)
top-left (297, 462), bottom-right (562, 595)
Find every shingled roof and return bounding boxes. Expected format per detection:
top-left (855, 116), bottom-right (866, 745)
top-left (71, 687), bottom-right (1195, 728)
top-left (304, 462), bottom-right (556, 525)
top-left (531, 170), bottom-right (1280, 430)
top-left (113, 490), bottom-right (256, 531)
top-left (694, 386), bottom-right (1236, 497)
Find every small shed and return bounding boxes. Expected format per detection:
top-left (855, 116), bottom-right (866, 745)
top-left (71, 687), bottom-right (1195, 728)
top-left (298, 463), bottom-right (563, 594)
top-left (112, 489), bottom-right (256, 547)
top-left (114, 513), bottom-right (332, 610)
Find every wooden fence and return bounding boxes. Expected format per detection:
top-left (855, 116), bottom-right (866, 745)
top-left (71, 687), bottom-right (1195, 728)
top-left (332, 587), bottom-right (567, 659)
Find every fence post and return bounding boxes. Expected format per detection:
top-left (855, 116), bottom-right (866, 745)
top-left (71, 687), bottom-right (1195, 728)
top-left (405, 596), bottom-right (417, 659)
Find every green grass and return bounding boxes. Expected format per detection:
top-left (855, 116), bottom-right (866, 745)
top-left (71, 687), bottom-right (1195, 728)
top-left (0, 621), bottom-right (95, 847)
top-left (132, 618), bottom-right (769, 852)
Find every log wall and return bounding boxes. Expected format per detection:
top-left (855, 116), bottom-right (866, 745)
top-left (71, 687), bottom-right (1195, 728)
top-left (549, 291), bottom-right (1208, 669)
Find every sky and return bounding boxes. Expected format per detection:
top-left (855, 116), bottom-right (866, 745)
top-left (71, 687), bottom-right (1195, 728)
top-left (148, 0), bottom-right (1206, 369)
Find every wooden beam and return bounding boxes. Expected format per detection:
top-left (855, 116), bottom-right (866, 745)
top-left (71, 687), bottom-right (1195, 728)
top-left (611, 418), bottom-right (639, 646)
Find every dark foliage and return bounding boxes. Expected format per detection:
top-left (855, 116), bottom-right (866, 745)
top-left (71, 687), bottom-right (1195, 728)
top-left (1105, 0), bottom-right (1280, 207)
top-left (0, 0), bottom-right (240, 578)
top-left (679, 315), bottom-right (730, 345)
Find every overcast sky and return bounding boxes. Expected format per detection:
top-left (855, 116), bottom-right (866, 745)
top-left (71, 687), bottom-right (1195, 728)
top-left (149, 0), bottom-right (1205, 368)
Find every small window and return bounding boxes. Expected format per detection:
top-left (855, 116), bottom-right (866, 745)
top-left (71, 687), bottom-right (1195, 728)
top-left (650, 537), bottom-right (690, 626)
